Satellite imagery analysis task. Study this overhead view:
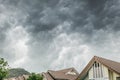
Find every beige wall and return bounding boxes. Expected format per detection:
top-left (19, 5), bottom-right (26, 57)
top-left (102, 65), bottom-right (109, 79)
top-left (89, 66), bottom-right (93, 79)
top-left (109, 70), bottom-right (120, 80)
top-left (113, 72), bottom-right (120, 80)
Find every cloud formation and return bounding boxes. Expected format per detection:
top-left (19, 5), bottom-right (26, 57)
top-left (0, 0), bottom-right (120, 72)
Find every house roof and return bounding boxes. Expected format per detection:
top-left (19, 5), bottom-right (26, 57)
top-left (42, 72), bottom-right (54, 80)
top-left (76, 56), bottom-right (120, 80)
top-left (43, 67), bottom-right (79, 80)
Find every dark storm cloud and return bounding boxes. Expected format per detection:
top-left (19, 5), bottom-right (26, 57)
top-left (68, 0), bottom-right (120, 32)
top-left (86, 0), bottom-right (120, 30)
top-left (2, 0), bottom-right (120, 33)
top-left (87, 0), bottom-right (107, 14)
top-left (72, 0), bottom-right (119, 31)
top-left (19, 0), bottom-right (60, 32)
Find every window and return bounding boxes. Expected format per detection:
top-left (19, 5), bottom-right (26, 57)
top-left (93, 62), bottom-right (103, 79)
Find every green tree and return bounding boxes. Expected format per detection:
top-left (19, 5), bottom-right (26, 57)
top-left (27, 73), bottom-right (43, 80)
top-left (0, 58), bottom-right (8, 80)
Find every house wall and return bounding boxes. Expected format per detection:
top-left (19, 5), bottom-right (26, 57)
top-left (113, 72), bottom-right (120, 80)
top-left (89, 65), bottom-right (93, 79)
top-left (102, 65), bottom-right (109, 80)
top-left (109, 70), bottom-right (120, 80)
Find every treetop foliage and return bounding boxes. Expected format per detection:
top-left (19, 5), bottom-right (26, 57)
top-left (0, 58), bottom-right (8, 80)
top-left (27, 73), bottom-right (43, 80)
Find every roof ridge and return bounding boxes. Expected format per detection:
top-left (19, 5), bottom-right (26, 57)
top-left (93, 56), bottom-right (120, 64)
top-left (56, 67), bottom-right (75, 72)
top-left (97, 56), bottom-right (120, 63)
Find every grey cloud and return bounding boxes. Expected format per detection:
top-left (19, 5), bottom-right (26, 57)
top-left (0, 0), bottom-right (23, 59)
top-left (0, 21), bottom-right (11, 47)
top-left (0, 0), bottom-right (120, 73)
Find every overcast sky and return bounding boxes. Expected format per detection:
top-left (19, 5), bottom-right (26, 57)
top-left (0, 0), bottom-right (120, 73)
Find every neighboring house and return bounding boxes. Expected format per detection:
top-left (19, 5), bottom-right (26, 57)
top-left (76, 56), bottom-right (120, 80)
top-left (42, 67), bottom-right (79, 80)
top-left (17, 75), bottom-right (29, 80)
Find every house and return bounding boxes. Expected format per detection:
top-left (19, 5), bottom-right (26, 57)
top-left (76, 56), bottom-right (120, 80)
top-left (42, 67), bottom-right (79, 80)
top-left (17, 75), bottom-right (29, 80)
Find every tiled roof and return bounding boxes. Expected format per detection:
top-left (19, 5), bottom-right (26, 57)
top-left (42, 72), bottom-right (54, 80)
top-left (43, 67), bottom-right (79, 80)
